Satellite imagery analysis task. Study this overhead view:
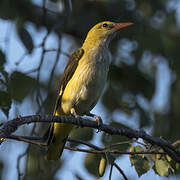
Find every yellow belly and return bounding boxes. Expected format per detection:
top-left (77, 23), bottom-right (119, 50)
top-left (61, 60), bottom-right (108, 115)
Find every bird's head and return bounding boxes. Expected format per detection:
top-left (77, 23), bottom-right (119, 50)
top-left (84, 21), bottom-right (133, 47)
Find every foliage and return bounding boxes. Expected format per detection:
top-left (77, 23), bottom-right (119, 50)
top-left (129, 146), bottom-right (151, 177)
top-left (0, 0), bottom-right (180, 179)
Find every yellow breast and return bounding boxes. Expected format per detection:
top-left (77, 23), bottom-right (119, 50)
top-left (61, 47), bottom-right (110, 115)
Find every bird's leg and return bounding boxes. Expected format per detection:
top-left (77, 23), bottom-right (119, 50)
top-left (70, 108), bottom-right (81, 128)
top-left (86, 112), bottom-right (103, 132)
top-left (70, 108), bottom-right (79, 118)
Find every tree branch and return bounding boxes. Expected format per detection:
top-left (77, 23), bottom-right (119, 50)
top-left (0, 115), bottom-right (180, 163)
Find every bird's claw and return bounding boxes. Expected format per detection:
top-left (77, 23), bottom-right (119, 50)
top-left (94, 115), bottom-right (103, 133)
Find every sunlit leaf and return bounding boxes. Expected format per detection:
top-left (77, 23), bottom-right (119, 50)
top-left (98, 154), bottom-right (107, 177)
top-left (153, 159), bottom-right (170, 177)
top-left (151, 150), bottom-right (175, 177)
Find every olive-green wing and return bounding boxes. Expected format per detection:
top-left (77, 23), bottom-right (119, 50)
top-left (53, 48), bottom-right (84, 114)
top-left (44, 48), bottom-right (84, 144)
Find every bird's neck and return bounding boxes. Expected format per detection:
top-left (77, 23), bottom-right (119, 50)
top-left (81, 36), bottom-right (111, 66)
top-left (82, 36), bottom-right (109, 50)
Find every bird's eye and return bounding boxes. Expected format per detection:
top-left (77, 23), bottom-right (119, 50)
top-left (102, 23), bottom-right (108, 28)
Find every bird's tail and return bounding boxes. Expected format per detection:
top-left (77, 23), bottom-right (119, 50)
top-left (45, 111), bottom-right (73, 160)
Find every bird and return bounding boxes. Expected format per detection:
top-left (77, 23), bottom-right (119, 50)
top-left (45, 21), bottom-right (133, 160)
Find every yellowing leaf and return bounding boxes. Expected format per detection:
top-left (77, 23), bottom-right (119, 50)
top-left (98, 155), bottom-right (107, 177)
top-left (129, 146), bottom-right (151, 177)
top-left (154, 159), bottom-right (170, 177)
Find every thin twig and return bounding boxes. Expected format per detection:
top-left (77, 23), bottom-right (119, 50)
top-left (36, 36), bottom-right (62, 114)
top-left (36, 30), bottom-right (50, 111)
top-left (44, 48), bottom-right (70, 57)
top-left (133, 139), bottom-right (148, 147)
top-left (109, 164), bottom-right (113, 180)
top-left (104, 141), bottom-right (132, 150)
top-left (3, 134), bottom-right (166, 155)
top-left (114, 162), bottom-right (128, 180)
top-left (24, 68), bottom-right (39, 75)
top-left (6, 135), bottom-right (46, 146)
top-left (15, 52), bottom-right (27, 66)
top-left (67, 137), bottom-right (103, 151)
top-left (65, 146), bottom-right (165, 155)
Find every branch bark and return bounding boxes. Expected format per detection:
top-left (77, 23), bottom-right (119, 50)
top-left (0, 115), bottom-right (180, 163)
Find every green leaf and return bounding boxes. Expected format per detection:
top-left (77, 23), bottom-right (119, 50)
top-left (129, 146), bottom-right (151, 177)
top-left (16, 19), bottom-right (34, 54)
top-left (0, 90), bottom-right (11, 117)
top-left (0, 68), bottom-right (8, 83)
top-left (102, 83), bottom-right (123, 113)
top-left (106, 152), bottom-right (115, 165)
top-left (152, 141), bottom-right (180, 175)
top-left (171, 141), bottom-right (180, 174)
top-left (137, 103), bottom-right (151, 128)
top-left (0, 160), bottom-right (4, 180)
top-left (101, 122), bottom-right (130, 157)
top-left (9, 71), bottom-right (37, 102)
top-left (25, 145), bottom-right (61, 179)
top-left (18, 27), bottom-right (34, 53)
top-left (176, 163), bottom-right (180, 173)
top-left (69, 127), bottom-right (93, 147)
top-left (49, 0), bottom-right (59, 2)
top-left (84, 153), bottom-right (101, 177)
top-left (0, 49), bottom-right (6, 67)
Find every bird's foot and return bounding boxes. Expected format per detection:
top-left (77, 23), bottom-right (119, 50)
top-left (94, 115), bottom-right (103, 133)
top-left (70, 108), bottom-right (79, 118)
top-left (86, 113), bottom-right (103, 133)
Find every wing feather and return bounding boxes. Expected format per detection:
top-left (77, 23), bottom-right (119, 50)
top-left (53, 48), bottom-right (84, 114)
top-left (45, 48), bottom-right (84, 145)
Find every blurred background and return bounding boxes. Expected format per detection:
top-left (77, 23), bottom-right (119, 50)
top-left (0, 0), bottom-right (180, 179)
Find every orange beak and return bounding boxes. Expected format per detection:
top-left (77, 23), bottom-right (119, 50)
top-left (115, 22), bottom-right (133, 30)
